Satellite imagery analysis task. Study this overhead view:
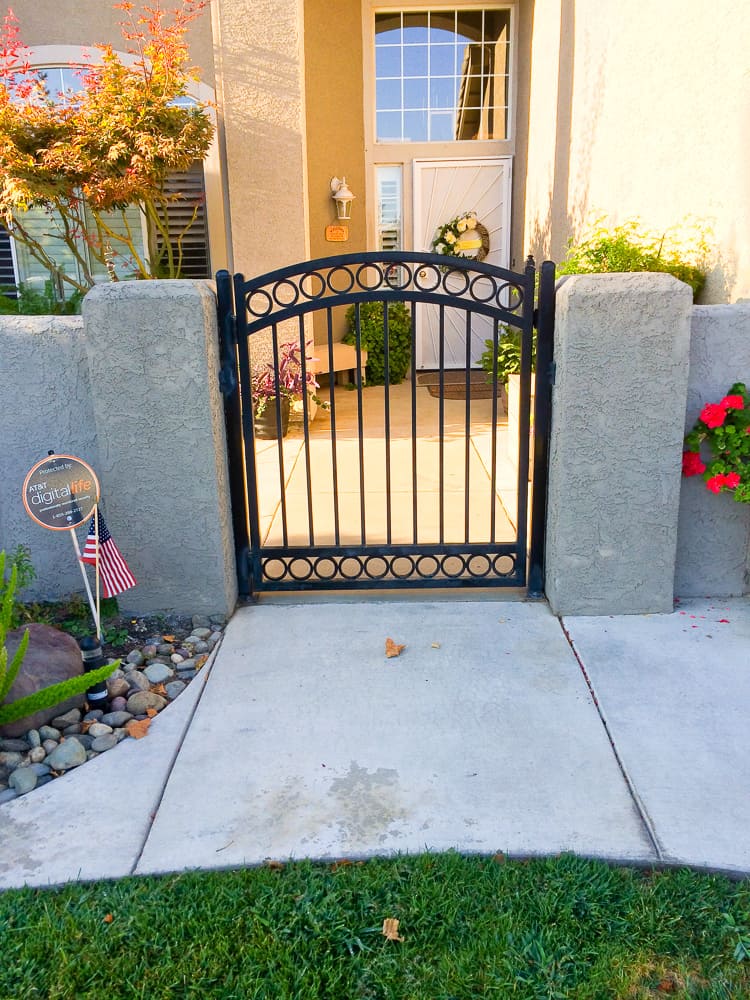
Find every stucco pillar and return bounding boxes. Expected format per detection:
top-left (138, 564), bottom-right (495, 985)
top-left (211, 0), bottom-right (310, 279)
top-left (81, 281), bottom-right (237, 617)
top-left (545, 273), bottom-right (693, 615)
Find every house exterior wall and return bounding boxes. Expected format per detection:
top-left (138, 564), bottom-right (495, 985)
top-left (524, 0), bottom-right (750, 303)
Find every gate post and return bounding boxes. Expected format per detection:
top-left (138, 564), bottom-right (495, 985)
top-left (545, 273), bottom-right (693, 615)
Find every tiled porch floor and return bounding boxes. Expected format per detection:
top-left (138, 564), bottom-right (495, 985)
top-left (254, 380), bottom-right (522, 548)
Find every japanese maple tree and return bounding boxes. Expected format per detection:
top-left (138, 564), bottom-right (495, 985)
top-left (0, 1), bottom-right (214, 294)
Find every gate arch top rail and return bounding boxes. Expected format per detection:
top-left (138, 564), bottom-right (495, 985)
top-left (233, 250), bottom-right (533, 336)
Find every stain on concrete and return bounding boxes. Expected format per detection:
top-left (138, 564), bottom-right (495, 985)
top-left (327, 761), bottom-right (408, 844)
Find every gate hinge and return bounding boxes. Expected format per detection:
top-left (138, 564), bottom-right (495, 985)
top-left (219, 312), bottom-right (238, 397)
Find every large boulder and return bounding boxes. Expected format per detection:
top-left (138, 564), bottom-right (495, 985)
top-left (1, 624), bottom-right (84, 739)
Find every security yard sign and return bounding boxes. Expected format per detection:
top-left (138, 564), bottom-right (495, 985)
top-left (22, 453), bottom-right (100, 531)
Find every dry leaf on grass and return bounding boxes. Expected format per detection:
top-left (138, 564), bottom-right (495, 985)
top-left (126, 717), bottom-right (151, 740)
top-left (103, 913), bottom-right (114, 924)
top-left (385, 638), bottom-right (405, 658)
top-left (382, 918), bottom-right (404, 942)
top-left (266, 859), bottom-right (284, 870)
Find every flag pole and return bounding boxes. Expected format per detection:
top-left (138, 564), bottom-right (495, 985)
top-left (94, 504), bottom-right (102, 642)
top-left (70, 527), bottom-right (100, 638)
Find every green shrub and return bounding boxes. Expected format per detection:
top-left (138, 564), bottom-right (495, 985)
top-left (557, 218), bottom-right (709, 299)
top-left (343, 300), bottom-right (412, 385)
top-left (0, 281), bottom-right (84, 315)
top-left (0, 545), bottom-right (35, 630)
top-left (0, 551), bottom-right (30, 707)
top-left (480, 324), bottom-right (536, 386)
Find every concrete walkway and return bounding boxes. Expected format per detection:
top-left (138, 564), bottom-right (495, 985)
top-left (1, 595), bottom-right (749, 891)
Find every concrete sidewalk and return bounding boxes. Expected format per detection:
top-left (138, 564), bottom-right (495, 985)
top-left (1, 596), bottom-right (748, 891)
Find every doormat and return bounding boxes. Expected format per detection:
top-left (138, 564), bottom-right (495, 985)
top-left (417, 370), bottom-right (507, 405)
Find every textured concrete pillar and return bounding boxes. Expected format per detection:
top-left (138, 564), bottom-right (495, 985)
top-left (546, 273), bottom-right (693, 615)
top-left (82, 281), bottom-right (237, 617)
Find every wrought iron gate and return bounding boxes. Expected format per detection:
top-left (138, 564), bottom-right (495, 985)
top-left (217, 251), bottom-right (555, 597)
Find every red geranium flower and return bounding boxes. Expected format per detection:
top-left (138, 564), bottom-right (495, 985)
top-left (682, 451), bottom-right (706, 476)
top-left (724, 472), bottom-right (741, 488)
top-left (705, 474), bottom-right (727, 493)
top-left (700, 403), bottom-right (728, 428)
top-left (721, 394), bottom-right (745, 410)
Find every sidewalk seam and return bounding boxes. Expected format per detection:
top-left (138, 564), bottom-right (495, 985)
top-left (558, 618), bottom-right (664, 862)
top-left (129, 641), bottom-right (222, 876)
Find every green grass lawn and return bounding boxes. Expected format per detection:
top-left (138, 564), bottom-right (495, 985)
top-left (1, 853), bottom-right (749, 999)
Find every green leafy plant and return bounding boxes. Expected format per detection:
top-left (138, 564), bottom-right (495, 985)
top-left (0, 281), bottom-right (83, 315)
top-left (683, 383), bottom-right (750, 502)
top-left (0, 544), bottom-right (35, 630)
top-left (0, 657), bottom-right (120, 727)
top-left (479, 324), bottom-right (536, 387)
top-left (0, 551), bottom-right (30, 705)
top-left (557, 218), bottom-right (709, 300)
top-left (343, 301), bottom-right (411, 385)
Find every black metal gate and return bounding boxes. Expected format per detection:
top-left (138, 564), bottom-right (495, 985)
top-left (217, 251), bottom-right (555, 597)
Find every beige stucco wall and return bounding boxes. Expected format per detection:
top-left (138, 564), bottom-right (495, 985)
top-left (10, 1), bottom-right (215, 86)
top-left (524, 0), bottom-right (750, 302)
top-left (213, 0), bottom-right (310, 278)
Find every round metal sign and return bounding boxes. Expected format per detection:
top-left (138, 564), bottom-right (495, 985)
top-left (22, 454), bottom-right (100, 531)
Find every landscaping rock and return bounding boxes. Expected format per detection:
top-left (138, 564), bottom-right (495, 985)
top-left (87, 723), bottom-right (113, 738)
top-left (127, 671), bottom-right (151, 693)
top-left (107, 676), bottom-right (130, 700)
top-left (29, 747), bottom-right (46, 764)
top-left (176, 658), bottom-right (196, 672)
top-left (157, 643), bottom-right (174, 655)
top-left (39, 725), bottom-right (60, 741)
top-left (26, 729), bottom-right (41, 748)
top-left (47, 740), bottom-right (87, 771)
top-left (191, 627), bottom-right (212, 640)
top-left (0, 624), bottom-right (84, 739)
top-left (193, 640), bottom-right (209, 654)
top-left (126, 649), bottom-right (145, 667)
top-left (29, 763), bottom-right (51, 777)
top-left (126, 691), bottom-right (167, 715)
top-left (101, 711), bottom-right (133, 728)
top-left (165, 680), bottom-right (186, 700)
top-left (0, 738), bottom-right (31, 752)
top-left (42, 739), bottom-right (58, 755)
top-left (144, 663), bottom-right (173, 684)
top-left (91, 733), bottom-right (118, 752)
top-left (52, 709), bottom-right (82, 730)
top-left (109, 696), bottom-right (127, 713)
top-left (83, 710), bottom-right (104, 722)
top-left (9, 767), bottom-right (37, 795)
top-left (0, 752), bottom-right (22, 770)
top-left (192, 615), bottom-right (211, 629)
top-left (68, 734), bottom-right (94, 751)
top-left (62, 724), bottom-right (82, 735)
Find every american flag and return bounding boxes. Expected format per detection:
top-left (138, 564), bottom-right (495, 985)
top-left (81, 511), bottom-right (137, 598)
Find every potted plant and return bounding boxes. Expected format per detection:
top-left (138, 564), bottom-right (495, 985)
top-left (251, 340), bottom-right (322, 440)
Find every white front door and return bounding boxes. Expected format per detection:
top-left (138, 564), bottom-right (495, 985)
top-left (413, 156), bottom-right (512, 369)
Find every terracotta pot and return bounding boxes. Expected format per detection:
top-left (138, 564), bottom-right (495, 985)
top-left (253, 397), bottom-right (290, 439)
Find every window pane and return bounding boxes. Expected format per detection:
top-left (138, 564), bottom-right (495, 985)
top-left (376, 45), bottom-right (401, 77)
top-left (375, 7), bottom-right (510, 143)
top-left (377, 165), bottom-right (402, 250)
top-left (403, 77), bottom-right (428, 110)
top-left (377, 110), bottom-right (402, 141)
top-left (376, 78), bottom-right (401, 111)
top-left (402, 45), bottom-right (428, 76)
top-left (403, 109), bottom-right (428, 142)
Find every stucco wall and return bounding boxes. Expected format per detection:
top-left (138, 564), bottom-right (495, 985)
top-left (524, 0), bottom-right (750, 303)
top-left (0, 284), bottom-right (237, 617)
top-left (545, 273), bottom-right (693, 615)
top-left (213, 0), bottom-right (310, 280)
top-left (10, 1), bottom-right (215, 87)
top-left (675, 304), bottom-right (750, 597)
top-left (0, 316), bottom-right (100, 599)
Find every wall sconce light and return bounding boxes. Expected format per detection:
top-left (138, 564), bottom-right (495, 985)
top-left (330, 176), bottom-right (354, 220)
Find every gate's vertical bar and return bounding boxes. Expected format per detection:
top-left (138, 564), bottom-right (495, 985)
top-left (464, 310), bottom-right (472, 544)
top-left (515, 256), bottom-right (537, 584)
top-left (383, 300), bottom-right (392, 544)
top-left (411, 300), bottom-right (418, 544)
top-left (232, 272), bottom-right (263, 595)
top-left (355, 303), bottom-right (367, 544)
top-left (527, 260), bottom-right (556, 598)
top-left (298, 315), bottom-right (315, 546)
top-left (217, 270), bottom-right (251, 596)
top-left (489, 318), bottom-right (500, 543)
top-left (270, 323), bottom-right (289, 548)
top-left (326, 308), bottom-right (341, 547)
top-left (438, 304), bottom-right (445, 545)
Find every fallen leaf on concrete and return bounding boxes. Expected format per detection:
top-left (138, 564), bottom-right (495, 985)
top-left (385, 638), bottom-right (405, 658)
top-left (195, 655), bottom-right (208, 669)
top-left (126, 717), bottom-right (151, 740)
top-left (382, 918), bottom-right (404, 942)
top-left (146, 708), bottom-right (158, 718)
top-left (431, 642), bottom-right (441, 649)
